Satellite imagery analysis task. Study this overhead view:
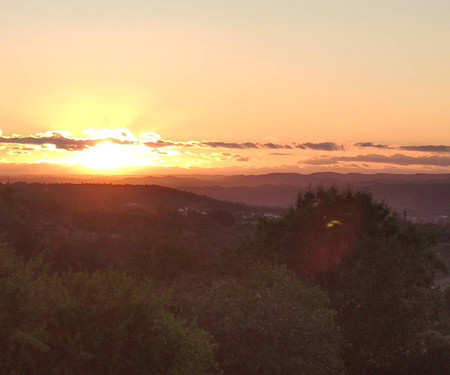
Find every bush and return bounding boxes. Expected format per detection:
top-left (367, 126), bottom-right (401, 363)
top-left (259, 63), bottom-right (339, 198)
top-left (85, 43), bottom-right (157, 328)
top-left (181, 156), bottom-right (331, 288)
top-left (177, 263), bottom-right (344, 375)
top-left (0, 244), bottom-right (216, 375)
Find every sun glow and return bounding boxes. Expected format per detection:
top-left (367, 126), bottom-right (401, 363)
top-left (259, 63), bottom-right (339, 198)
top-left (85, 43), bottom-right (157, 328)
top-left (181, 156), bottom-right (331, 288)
top-left (72, 142), bottom-right (159, 172)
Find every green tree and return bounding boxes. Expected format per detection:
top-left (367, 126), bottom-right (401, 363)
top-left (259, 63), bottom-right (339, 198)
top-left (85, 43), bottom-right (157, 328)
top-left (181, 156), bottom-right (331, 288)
top-left (256, 186), bottom-right (444, 375)
top-left (48, 271), bottom-right (216, 375)
top-left (0, 243), bottom-right (51, 374)
top-left (0, 243), bottom-right (216, 375)
top-left (177, 262), bottom-right (344, 375)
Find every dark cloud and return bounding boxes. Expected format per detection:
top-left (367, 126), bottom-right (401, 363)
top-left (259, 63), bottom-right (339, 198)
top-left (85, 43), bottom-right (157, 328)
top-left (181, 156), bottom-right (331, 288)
top-left (200, 141), bottom-right (258, 149)
top-left (2, 132), bottom-right (448, 167)
top-left (269, 152), bottom-right (292, 156)
top-left (355, 142), bottom-right (390, 149)
top-left (355, 142), bottom-right (450, 153)
top-left (302, 142), bottom-right (344, 151)
top-left (242, 142), bottom-right (259, 148)
top-left (295, 142), bottom-right (344, 151)
top-left (399, 145), bottom-right (450, 153)
top-left (295, 142), bottom-right (343, 151)
top-left (303, 153), bottom-right (450, 167)
top-left (0, 134), bottom-right (274, 151)
top-left (263, 142), bottom-right (284, 149)
top-left (200, 141), bottom-right (341, 150)
top-left (263, 143), bottom-right (293, 149)
top-left (0, 134), bottom-right (91, 151)
top-left (230, 153), bottom-right (249, 161)
top-left (0, 133), bottom-right (134, 151)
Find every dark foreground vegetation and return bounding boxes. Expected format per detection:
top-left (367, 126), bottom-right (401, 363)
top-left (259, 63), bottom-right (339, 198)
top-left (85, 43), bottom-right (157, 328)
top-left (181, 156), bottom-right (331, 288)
top-left (0, 183), bottom-right (449, 374)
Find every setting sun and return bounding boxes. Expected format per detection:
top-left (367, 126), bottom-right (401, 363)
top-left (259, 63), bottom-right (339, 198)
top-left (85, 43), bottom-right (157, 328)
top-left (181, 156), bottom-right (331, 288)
top-left (0, 0), bottom-right (449, 175)
top-left (72, 142), bottom-right (155, 172)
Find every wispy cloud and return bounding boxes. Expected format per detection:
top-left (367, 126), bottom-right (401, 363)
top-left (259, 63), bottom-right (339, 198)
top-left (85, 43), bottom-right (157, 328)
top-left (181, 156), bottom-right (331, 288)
top-left (143, 140), bottom-right (179, 148)
top-left (355, 142), bottom-right (450, 153)
top-left (1, 130), bottom-right (449, 172)
top-left (0, 132), bottom-right (134, 151)
top-left (301, 142), bottom-right (344, 151)
top-left (0, 133), bottom-right (346, 152)
top-left (269, 152), bottom-right (292, 156)
top-left (198, 141), bottom-right (343, 150)
top-left (199, 141), bottom-right (259, 149)
top-left (303, 153), bottom-right (450, 167)
top-left (399, 145), bottom-right (450, 153)
top-left (355, 142), bottom-right (390, 149)
top-left (263, 142), bottom-right (287, 149)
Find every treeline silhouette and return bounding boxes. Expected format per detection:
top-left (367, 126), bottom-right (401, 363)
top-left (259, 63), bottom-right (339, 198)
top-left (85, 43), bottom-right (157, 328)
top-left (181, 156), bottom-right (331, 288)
top-left (0, 183), bottom-right (449, 375)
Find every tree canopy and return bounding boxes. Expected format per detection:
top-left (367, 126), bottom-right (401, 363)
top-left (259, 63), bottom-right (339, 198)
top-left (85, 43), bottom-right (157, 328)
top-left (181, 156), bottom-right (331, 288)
top-left (1, 183), bottom-right (449, 375)
top-left (256, 186), bottom-right (448, 374)
top-left (0, 244), bottom-right (216, 375)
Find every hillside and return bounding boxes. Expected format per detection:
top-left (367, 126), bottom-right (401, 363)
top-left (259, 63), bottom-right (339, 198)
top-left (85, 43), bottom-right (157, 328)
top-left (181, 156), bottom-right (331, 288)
top-left (118, 172), bottom-right (450, 187)
top-left (9, 182), bottom-right (265, 214)
top-left (1, 183), bottom-right (449, 375)
top-left (3, 173), bottom-right (449, 222)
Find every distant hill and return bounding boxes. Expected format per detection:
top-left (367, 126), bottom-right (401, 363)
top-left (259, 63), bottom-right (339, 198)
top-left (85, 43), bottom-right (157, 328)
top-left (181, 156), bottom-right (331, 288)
top-left (117, 172), bottom-right (450, 187)
top-left (8, 182), bottom-right (267, 214)
top-left (123, 173), bottom-right (448, 223)
top-left (3, 173), bottom-right (449, 223)
top-left (7, 172), bottom-right (449, 188)
top-left (181, 182), bottom-right (449, 222)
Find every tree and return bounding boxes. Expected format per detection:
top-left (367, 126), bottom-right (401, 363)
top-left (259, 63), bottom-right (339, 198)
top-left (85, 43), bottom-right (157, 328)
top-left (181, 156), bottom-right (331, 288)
top-left (49, 271), bottom-right (216, 375)
top-left (256, 186), bottom-right (444, 374)
top-left (0, 243), bottom-right (216, 375)
top-left (176, 262), bottom-right (344, 375)
top-left (0, 243), bottom-right (51, 374)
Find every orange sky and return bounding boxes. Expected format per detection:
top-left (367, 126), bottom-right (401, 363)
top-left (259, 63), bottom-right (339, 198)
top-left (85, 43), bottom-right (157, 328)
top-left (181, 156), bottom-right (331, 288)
top-left (1, 1), bottom-right (449, 175)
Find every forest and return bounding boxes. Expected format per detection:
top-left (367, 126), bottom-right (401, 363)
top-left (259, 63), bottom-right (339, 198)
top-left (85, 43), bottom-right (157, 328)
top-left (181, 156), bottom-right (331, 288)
top-left (0, 182), bottom-right (449, 375)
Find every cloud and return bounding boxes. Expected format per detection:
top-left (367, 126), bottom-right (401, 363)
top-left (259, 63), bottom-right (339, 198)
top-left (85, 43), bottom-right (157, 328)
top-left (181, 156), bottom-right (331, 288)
top-left (199, 141), bottom-right (339, 150)
top-left (241, 142), bottom-right (259, 148)
top-left (302, 142), bottom-right (344, 151)
top-left (302, 157), bottom-right (339, 165)
top-left (269, 152), bottom-right (292, 156)
top-left (399, 145), bottom-right (450, 153)
top-left (0, 133), bottom-right (133, 151)
top-left (1, 130), bottom-right (448, 175)
top-left (263, 142), bottom-right (285, 149)
top-left (143, 140), bottom-right (179, 148)
top-left (0, 131), bottom-right (347, 154)
top-left (200, 141), bottom-right (258, 149)
top-left (8, 150), bottom-right (31, 155)
top-left (355, 142), bottom-right (390, 149)
top-left (302, 153), bottom-right (450, 167)
top-left (355, 142), bottom-right (450, 153)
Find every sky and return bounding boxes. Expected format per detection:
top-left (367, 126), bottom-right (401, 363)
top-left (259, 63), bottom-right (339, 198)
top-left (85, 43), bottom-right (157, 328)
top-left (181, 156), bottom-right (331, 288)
top-left (1, 0), bottom-right (449, 175)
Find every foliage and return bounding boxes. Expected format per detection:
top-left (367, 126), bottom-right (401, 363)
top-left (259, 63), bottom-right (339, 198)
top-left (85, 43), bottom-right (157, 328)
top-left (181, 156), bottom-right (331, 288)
top-left (1, 182), bottom-right (449, 374)
top-left (0, 244), bottom-right (215, 375)
top-left (0, 243), bottom-right (51, 374)
top-left (177, 263), bottom-right (344, 375)
top-left (256, 186), bottom-right (446, 375)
